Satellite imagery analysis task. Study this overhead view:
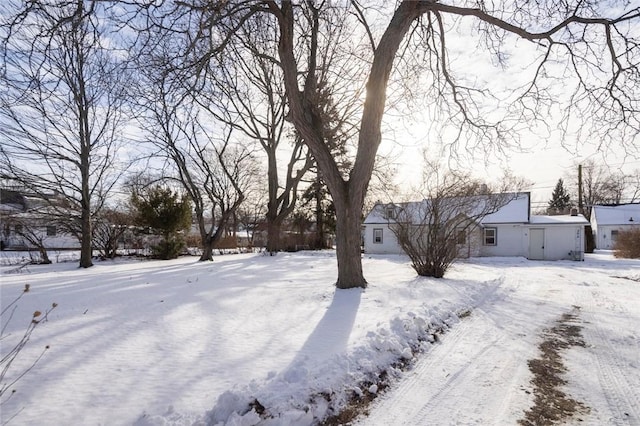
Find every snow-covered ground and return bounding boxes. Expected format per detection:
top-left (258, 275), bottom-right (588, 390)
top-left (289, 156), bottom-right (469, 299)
top-left (0, 250), bottom-right (638, 425)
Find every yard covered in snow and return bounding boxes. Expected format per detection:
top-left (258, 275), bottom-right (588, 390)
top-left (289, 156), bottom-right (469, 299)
top-left (1, 250), bottom-right (639, 425)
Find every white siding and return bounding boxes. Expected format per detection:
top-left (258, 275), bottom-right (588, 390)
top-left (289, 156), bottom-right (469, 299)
top-left (539, 225), bottom-right (584, 260)
top-left (590, 204), bottom-right (640, 249)
top-left (478, 224), bottom-right (527, 257)
top-left (362, 224), bottom-right (403, 254)
top-left (595, 224), bottom-right (637, 249)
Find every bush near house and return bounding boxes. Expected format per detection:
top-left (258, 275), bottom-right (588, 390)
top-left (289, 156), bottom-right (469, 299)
top-left (613, 228), bottom-right (640, 259)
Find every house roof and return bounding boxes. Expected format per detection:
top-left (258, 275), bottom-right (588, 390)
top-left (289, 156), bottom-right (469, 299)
top-left (529, 214), bottom-right (589, 225)
top-left (363, 193), bottom-right (530, 225)
top-left (482, 194), bottom-right (529, 224)
top-left (591, 204), bottom-right (640, 226)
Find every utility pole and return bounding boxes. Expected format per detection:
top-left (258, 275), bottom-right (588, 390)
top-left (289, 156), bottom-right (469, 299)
top-left (578, 163), bottom-right (595, 253)
top-left (578, 164), bottom-right (583, 215)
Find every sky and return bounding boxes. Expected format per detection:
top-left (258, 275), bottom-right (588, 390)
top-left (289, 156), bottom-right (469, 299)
top-left (387, 137), bottom-right (640, 211)
top-left (376, 3), bottom-right (640, 210)
top-left (2, 1), bottom-right (639, 216)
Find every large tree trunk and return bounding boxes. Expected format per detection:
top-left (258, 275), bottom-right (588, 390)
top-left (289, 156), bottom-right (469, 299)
top-left (265, 150), bottom-right (283, 253)
top-left (79, 113), bottom-right (93, 268)
top-left (196, 208), bottom-right (215, 261)
top-left (315, 173), bottom-right (325, 249)
top-left (334, 195), bottom-right (366, 288)
top-left (200, 235), bottom-right (214, 261)
top-left (266, 217), bottom-right (282, 253)
top-left (272, 1), bottom-right (428, 288)
top-left (79, 199), bottom-right (93, 268)
top-left (37, 245), bottom-right (52, 265)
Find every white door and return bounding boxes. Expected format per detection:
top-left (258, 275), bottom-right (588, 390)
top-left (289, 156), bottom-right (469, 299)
top-left (529, 228), bottom-right (545, 260)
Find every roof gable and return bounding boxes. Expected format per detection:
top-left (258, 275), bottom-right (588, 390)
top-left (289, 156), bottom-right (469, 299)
top-left (592, 204), bottom-right (640, 226)
top-left (363, 193), bottom-right (530, 225)
top-left (481, 194), bottom-right (529, 224)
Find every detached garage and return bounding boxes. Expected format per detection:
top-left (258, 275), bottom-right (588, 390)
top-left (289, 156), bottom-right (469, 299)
top-left (526, 215), bottom-right (588, 261)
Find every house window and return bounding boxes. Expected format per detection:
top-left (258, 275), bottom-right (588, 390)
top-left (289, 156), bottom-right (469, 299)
top-left (385, 206), bottom-right (395, 220)
top-left (14, 224), bottom-right (23, 235)
top-left (46, 225), bottom-right (57, 236)
top-left (373, 228), bottom-right (383, 244)
top-left (611, 230), bottom-right (618, 243)
top-left (456, 229), bottom-right (466, 245)
top-left (483, 228), bottom-right (497, 246)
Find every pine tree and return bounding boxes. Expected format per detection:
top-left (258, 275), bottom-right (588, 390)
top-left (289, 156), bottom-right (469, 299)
top-left (131, 185), bottom-right (192, 259)
top-left (548, 178), bottom-right (572, 214)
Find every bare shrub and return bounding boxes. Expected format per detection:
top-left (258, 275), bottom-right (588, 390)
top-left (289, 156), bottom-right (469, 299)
top-left (613, 228), bottom-right (640, 259)
top-left (1, 284), bottom-right (57, 418)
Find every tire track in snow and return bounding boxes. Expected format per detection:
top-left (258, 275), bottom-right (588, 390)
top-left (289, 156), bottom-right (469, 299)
top-left (358, 309), bottom-right (531, 425)
top-left (573, 288), bottom-right (640, 425)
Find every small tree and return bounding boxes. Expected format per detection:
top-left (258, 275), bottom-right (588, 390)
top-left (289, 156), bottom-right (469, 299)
top-left (299, 176), bottom-right (337, 250)
top-left (131, 185), bottom-right (192, 260)
top-left (548, 178), bottom-right (572, 215)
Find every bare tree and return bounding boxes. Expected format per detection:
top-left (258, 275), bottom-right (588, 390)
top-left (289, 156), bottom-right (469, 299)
top-left (389, 161), bottom-right (528, 278)
top-left (236, 186), bottom-right (268, 250)
top-left (626, 170), bottom-right (640, 203)
top-left (131, 31), bottom-right (261, 261)
top-left (199, 18), bottom-right (314, 253)
top-left (574, 159), bottom-right (629, 211)
top-left (92, 206), bottom-right (131, 259)
top-left (138, 1), bottom-right (640, 288)
top-left (0, 1), bottom-right (130, 268)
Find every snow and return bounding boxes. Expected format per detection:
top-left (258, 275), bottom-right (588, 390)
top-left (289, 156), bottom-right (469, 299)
top-left (592, 204), bottom-right (640, 225)
top-left (529, 214), bottom-right (589, 225)
top-left (481, 193), bottom-right (530, 223)
top-left (364, 193), bottom-right (531, 225)
top-left (1, 250), bottom-right (639, 425)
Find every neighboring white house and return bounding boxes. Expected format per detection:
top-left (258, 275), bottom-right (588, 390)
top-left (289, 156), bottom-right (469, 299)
top-left (363, 192), bottom-right (589, 261)
top-left (590, 203), bottom-right (640, 249)
top-left (1, 188), bottom-right (80, 251)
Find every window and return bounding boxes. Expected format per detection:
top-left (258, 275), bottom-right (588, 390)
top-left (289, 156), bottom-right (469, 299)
top-left (456, 229), bottom-right (466, 245)
top-left (611, 230), bottom-right (619, 243)
top-left (373, 228), bottom-right (383, 244)
top-left (385, 206), bottom-right (395, 220)
top-left (14, 224), bottom-right (23, 235)
top-left (483, 228), bottom-right (497, 246)
top-left (47, 225), bottom-right (57, 236)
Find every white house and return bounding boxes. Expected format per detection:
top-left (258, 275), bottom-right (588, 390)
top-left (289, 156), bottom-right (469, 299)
top-left (590, 203), bottom-right (640, 249)
top-left (1, 188), bottom-right (80, 251)
top-left (363, 192), bottom-right (588, 261)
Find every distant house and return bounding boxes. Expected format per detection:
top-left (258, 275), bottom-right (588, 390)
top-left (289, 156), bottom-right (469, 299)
top-left (590, 203), bottom-right (640, 249)
top-left (0, 188), bottom-right (80, 251)
top-left (363, 192), bottom-right (588, 261)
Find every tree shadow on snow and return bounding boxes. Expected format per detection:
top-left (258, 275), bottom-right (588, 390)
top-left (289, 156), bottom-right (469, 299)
top-left (207, 288), bottom-right (362, 424)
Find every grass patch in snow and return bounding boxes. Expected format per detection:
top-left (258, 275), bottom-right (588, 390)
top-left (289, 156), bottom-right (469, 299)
top-left (520, 306), bottom-right (590, 425)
